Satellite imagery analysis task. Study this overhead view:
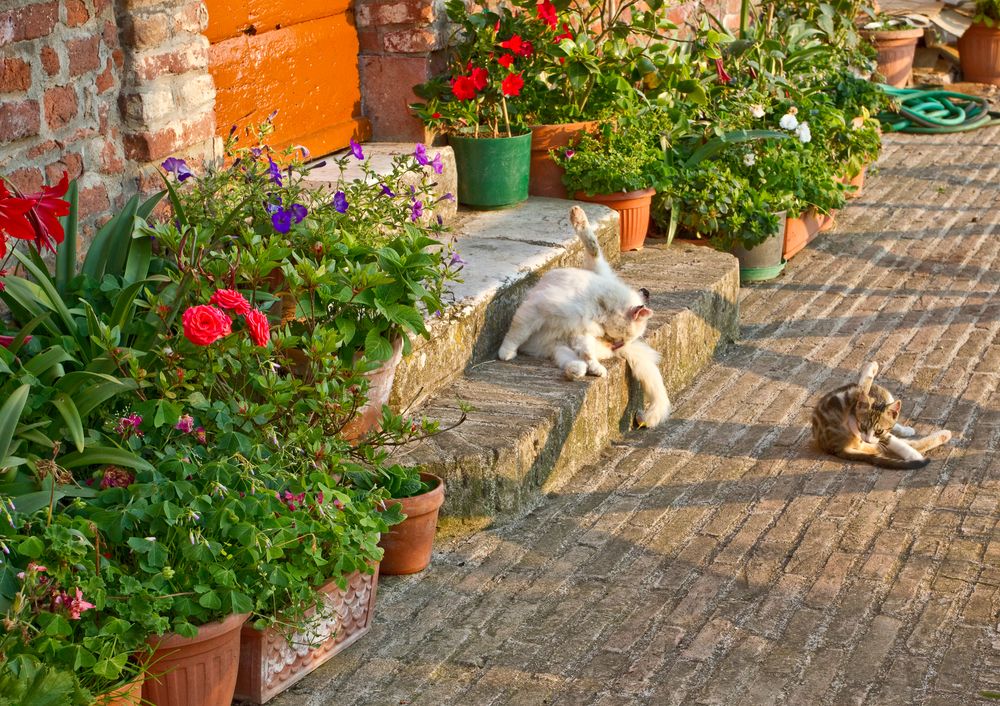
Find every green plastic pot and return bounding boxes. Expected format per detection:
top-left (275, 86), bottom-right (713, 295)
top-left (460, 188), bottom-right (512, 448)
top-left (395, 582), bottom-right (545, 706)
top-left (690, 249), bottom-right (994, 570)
top-left (731, 211), bottom-right (787, 283)
top-left (449, 132), bottom-right (531, 210)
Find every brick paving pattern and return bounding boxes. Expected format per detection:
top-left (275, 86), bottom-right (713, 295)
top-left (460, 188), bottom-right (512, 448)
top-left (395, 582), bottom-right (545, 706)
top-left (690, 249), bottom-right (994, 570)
top-left (274, 131), bottom-right (1000, 705)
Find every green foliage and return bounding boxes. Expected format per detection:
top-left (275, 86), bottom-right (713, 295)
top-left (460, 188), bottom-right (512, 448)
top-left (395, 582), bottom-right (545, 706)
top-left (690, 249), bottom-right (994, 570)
top-left (975, 0), bottom-right (1000, 24)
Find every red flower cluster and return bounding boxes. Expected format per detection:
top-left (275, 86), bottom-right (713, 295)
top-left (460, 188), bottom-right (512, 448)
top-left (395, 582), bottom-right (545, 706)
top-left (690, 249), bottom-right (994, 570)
top-left (536, 0), bottom-right (557, 28)
top-left (0, 173), bottom-right (70, 258)
top-left (451, 74), bottom-right (478, 101)
top-left (500, 34), bottom-right (533, 57)
top-left (501, 73), bottom-right (525, 97)
top-left (182, 289), bottom-right (271, 347)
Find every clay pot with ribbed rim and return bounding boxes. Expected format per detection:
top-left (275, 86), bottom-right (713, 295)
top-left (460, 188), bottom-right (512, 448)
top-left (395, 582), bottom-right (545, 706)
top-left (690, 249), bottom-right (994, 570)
top-left (529, 121), bottom-right (598, 198)
top-left (93, 678), bottom-right (143, 706)
top-left (784, 208), bottom-right (830, 260)
top-left (841, 168), bottom-right (866, 199)
top-left (574, 188), bottom-right (655, 251)
top-left (379, 472), bottom-right (445, 575)
top-left (959, 22), bottom-right (1000, 86)
top-left (340, 335), bottom-right (404, 441)
top-left (234, 569), bottom-right (379, 704)
top-left (142, 612), bottom-right (250, 706)
top-left (862, 27), bottom-right (924, 87)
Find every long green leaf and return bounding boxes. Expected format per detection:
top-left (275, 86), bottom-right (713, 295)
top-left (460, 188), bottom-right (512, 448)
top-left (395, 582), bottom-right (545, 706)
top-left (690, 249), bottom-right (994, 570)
top-left (685, 129), bottom-right (790, 167)
top-left (123, 231), bottom-right (152, 285)
top-left (3, 312), bottom-right (51, 356)
top-left (11, 250), bottom-right (79, 341)
top-left (0, 278), bottom-right (61, 337)
top-left (23, 346), bottom-right (74, 378)
top-left (82, 195), bottom-right (139, 280)
top-left (0, 385), bottom-right (30, 466)
top-left (50, 393), bottom-right (85, 452)
top-left (73, 378), bottom-right (138, 418)
top-left (159, 173), bottom-right (188, 228)
top-left (54, 370), bottom-right (129, 396)
top-left (55, 180), bottom-right (79, 295)
top-left (59, 447), bottom-right (153, 472)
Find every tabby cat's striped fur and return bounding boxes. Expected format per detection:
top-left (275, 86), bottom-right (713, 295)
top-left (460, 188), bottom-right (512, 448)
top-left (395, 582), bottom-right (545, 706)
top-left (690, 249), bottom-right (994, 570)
top-left (812, 362), bottom-right (952, 469)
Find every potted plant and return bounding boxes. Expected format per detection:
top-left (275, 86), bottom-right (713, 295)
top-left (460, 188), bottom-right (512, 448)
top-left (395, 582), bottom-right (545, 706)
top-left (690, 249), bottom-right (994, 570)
top-left (959, 0), bottom-right (1000, 85)
top-left (860, 14), bottom-right (924, 87)
top-left (554, 111), bottom-right (668, 250)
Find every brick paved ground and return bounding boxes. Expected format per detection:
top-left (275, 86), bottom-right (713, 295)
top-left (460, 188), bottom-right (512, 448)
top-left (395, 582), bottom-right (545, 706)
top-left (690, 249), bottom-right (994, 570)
top-left (275, 131), bottom-right (1000, 705)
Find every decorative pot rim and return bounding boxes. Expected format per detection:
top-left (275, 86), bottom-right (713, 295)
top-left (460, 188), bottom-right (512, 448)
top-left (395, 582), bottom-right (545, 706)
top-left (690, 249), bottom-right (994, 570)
top-left (963, 20), bottom-right (1000, 34)
top-left (862, 27), bottom-right (924, 40)
top-left (383, 472), bottom-right (445, 516)
top-left (449, 131), bottom-right (532, 142)
top-left (147, 611), bottom-right (251, 651)
top-left (574, 187), bottom-right (656, 202)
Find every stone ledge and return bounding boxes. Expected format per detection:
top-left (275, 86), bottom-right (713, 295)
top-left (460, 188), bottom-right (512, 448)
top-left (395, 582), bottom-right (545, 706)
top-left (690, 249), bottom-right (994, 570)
top-left (398, 241), bottom-right (740, 518)
top-left (389, 197), bottom-right (620, 411)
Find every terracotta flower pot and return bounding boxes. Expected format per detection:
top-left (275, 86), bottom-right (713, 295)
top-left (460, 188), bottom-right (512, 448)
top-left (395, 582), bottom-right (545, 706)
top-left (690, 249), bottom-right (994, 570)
top-left (863, 27), bottom-right (924, 87)
top-left (93, 678), bottom-right (143, 706)
top-left (818, 210), bottom-right (837, 232)
top-left (529, 121), bottom-right (598, 198)
top-left (574, 188), bottom-right (655, 251)
top-left (142, 612), bottom-right (250, 706)
top-left (959, 22), bottom-right (1000, 86)
top-left (378, 472), bottom-right (445, 575)
top-left (341, 336), bottom-right (405, 441)
top-left (784, 209), bottom-right (828, 260)
top-left (234, 570), bottom-right (379, 704)
top-left (840, 169), bottom-right (866, 199)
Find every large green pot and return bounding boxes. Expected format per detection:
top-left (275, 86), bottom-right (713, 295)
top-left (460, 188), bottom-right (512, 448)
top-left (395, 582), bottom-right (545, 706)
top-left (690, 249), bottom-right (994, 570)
top-left (731, 211), bottom-right (787, 283)
top-left (449, 132), bottom-right (531, 210)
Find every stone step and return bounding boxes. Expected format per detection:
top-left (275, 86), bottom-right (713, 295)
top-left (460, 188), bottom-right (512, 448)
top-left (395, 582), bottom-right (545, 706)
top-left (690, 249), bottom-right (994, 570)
top-left (389, 197), bottom-right (620, 411)
top-left (399, 241), bottom-right (740, 519)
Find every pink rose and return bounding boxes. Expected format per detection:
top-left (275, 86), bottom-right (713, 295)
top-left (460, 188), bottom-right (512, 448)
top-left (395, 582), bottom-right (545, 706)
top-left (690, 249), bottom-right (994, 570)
top-left (209, 289), bottom-right (251, 315)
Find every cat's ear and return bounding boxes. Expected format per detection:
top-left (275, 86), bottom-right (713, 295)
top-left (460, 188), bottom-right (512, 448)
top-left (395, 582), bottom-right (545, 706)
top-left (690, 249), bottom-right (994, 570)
top-left (639, 287), bottom-right (650, 304)
top-left (887, 400), bottom-right (902, 418)
top-left (631, 305), bottom-right (653, 321)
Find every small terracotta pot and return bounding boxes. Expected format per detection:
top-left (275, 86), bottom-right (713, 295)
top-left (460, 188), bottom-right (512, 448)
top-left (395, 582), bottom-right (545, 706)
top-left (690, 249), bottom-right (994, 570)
top-left (842, 169), bottom-right (866, 199)
top-left (959, 22), bottom-right (1000, 86)
top-left (819, 210), bottom-right (837, 232)
top-left (235, 570), bottom-right (379, 704)
top-left (93, 678), bottom-right (143, 706)
top-left (142, 612), bottom-right (250, 706)
top-left (341, 336), bottom-right (405, 441)
top-left (379, 472), bottom-right (445, 575)
top-left (863, 27), bottom-right (924, 87)
top-left (574, 188), bottom-right (655, 251)
top-left (783, 209), bottom-right (829, 260)
top-left (529, 121), bottom-right (598, 198)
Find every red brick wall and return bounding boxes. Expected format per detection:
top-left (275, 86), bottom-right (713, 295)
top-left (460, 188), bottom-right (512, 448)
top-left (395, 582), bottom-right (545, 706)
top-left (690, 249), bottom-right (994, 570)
top-left (0, 0), bottom-right (216, 236)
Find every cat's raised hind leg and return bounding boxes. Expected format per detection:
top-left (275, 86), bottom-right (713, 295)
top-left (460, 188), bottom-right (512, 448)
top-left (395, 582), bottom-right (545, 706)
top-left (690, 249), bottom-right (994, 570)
top-left (858, 361), bottom-right (879, 395)
top-left (553, 345), bottom-right (588, 380)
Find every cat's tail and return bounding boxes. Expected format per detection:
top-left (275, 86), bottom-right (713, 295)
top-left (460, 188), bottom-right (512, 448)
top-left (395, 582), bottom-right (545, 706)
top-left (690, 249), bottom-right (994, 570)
top-left (569, 206), bottom-right (612, 277)
top-left (833, 450), bottom-right (930, 470)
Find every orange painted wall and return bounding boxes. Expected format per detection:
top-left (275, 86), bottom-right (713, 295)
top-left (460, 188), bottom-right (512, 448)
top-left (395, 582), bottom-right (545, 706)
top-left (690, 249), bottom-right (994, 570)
top-left (205, 0), bottom-right (370, 157)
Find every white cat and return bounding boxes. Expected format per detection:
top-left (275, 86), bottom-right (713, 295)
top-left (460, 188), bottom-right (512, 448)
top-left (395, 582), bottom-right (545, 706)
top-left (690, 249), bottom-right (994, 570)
top-left (497, 206), bottom-right (671, 428)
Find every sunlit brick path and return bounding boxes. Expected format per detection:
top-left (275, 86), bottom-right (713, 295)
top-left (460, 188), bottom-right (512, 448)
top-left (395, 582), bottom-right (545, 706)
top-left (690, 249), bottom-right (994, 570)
top-left (273, 132), bottom-right (1000, 705)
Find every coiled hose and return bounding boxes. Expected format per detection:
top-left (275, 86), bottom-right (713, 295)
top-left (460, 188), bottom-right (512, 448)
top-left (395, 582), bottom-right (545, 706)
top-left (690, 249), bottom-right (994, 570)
top-left (877, 85), bottom-right (1000, 133)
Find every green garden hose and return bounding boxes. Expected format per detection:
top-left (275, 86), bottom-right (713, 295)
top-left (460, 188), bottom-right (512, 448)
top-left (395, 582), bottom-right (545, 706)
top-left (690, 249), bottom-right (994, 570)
top-left (877, 86), bottom-right (1000, 133)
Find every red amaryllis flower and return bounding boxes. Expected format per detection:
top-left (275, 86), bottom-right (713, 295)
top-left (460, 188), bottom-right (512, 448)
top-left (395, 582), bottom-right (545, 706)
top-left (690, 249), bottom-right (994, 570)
top-left (244, 308), bottom-right (270, 347)
top-left (500, 35), bottom-right (532, 57)
top-left (497, 54), bottom-right (514, 68)
top-left (209, 288), bottom-right (251, 315)
top-left (501, 73), bottom-right (525, 97)
top-left (181, 305), bottom-right (231, 346)
top-left (470, 66), bottom-right (488, 91)
top-left (0, 180), bottom-right (36, 251)
top-left (554, 22), bottom-right (573, 42)
top-left (715, 58), bottom-right (732, 84)
top-left (22, 172), bottom-right (70, 253)
top-left (451, 75), bottom-right (477, 101)
top-left (537, 0), bottom-right (557, 28)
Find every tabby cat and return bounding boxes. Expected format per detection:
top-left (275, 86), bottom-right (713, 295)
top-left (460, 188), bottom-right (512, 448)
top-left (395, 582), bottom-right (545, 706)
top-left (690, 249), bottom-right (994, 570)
top-left (812, 362), bottom-right (952, 469)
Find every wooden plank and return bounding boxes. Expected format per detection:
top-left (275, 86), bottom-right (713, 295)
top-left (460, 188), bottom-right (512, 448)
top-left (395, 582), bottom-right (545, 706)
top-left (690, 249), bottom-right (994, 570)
top-left (205, 0), bottom-right (352, 44)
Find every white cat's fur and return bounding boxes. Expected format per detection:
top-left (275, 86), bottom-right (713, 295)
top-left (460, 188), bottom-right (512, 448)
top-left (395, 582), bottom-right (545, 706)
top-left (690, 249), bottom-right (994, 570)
top-left (497, 206), bottom-right (671, 428)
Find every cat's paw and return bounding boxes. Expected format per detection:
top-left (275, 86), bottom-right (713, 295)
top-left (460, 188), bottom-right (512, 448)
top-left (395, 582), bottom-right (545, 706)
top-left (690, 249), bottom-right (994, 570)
top-left (938, 430), bottom-right (953, 444)
top-left (587, 361), bottom-right (608, 377)
top-left (498, 342), bottom-right (517, 361)
top-left (893, 423), bottom-right (916, 438)
top-left (564, 361), bottom-right (587, 380)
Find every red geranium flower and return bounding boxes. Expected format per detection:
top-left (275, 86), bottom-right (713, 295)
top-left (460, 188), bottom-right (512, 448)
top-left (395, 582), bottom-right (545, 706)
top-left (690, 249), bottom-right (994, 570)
top-left (209, 288), bottom-right (251, 315)
top-left (22, 172), bottom-right (70, 253)
top-left (501, 73), bottom-right (525, 97)
top-left (537, 0), bottom-right (557, 28)
top-left (500, 34), bottom-right (532, 57)
top-left (451, 75), bottom-right (477, 101)
top-left (244, 308), bottom-right (271, 347)
top-left (470, 66), bottom-right (489, 91)
top-left (181, 305), bottom-right (231, 346)
top-left (497, 54), bottom-right (514, 68)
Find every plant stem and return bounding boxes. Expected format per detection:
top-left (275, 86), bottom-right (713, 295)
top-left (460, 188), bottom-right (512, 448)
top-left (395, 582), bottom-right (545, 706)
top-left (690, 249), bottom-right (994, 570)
top-left (501, 97), bottom-right (512, 138)
top-left (740, 0), bottom-right (750, 38)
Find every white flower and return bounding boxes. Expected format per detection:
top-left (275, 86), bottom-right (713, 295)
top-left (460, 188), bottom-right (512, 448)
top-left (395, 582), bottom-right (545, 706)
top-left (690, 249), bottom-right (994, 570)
top-left (743, 153), bottom-right (757, 166)
top-left (779, 113), bottom-right (799, 131)
top-left (796, 122), bottom-right (812, 143)
top-left (750, 105), bottom-right (765, 118)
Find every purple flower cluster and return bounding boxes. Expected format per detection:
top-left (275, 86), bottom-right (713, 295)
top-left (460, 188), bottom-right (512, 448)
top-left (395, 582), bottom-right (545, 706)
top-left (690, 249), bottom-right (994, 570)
top-left (333, 191), bottom-right (349, 213)
top-left (414, 144), bottom-right (445, 175)
top-left (115, 413), bottom-right (143, 437)
top-left (267, 156), bottom-right (283, 186)
top-left (267, 199), bottom-right (308, 234)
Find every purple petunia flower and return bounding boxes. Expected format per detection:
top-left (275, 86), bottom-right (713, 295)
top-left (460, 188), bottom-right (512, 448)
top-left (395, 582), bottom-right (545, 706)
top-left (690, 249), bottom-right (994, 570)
top-left (410, 200), bottom-right (424, 222)
top-left (297, 145), bottom-right (310, 159)
top-left (414, 143), bottom-right (430, 166)
top-left (443, 192), bottom-right (455, 202)
top-left (161, 157), bottom-right (193, 182)
top-left (290, 203), bottom-right (308, 223)
top-left (431, 153), bottom-right (444, 175)
top-left (267, 156), bottom-right (283, 186)
top-left (448, 252), bottom-right (466, 266)
top-left (350, 139), bottom-right (364, 160)
top-left (250, 147), bottom-right (263, 158)
top-left (272, 209), bottom-right (293, 233)
top-left (333, 191), bottom-right (349, 213)
top-left (380, 184), bottom-right (395, 197)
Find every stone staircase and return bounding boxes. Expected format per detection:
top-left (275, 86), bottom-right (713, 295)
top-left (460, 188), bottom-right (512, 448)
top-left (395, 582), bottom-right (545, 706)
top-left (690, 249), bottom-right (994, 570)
top-left (307, 144), bottom-right (741, 520)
